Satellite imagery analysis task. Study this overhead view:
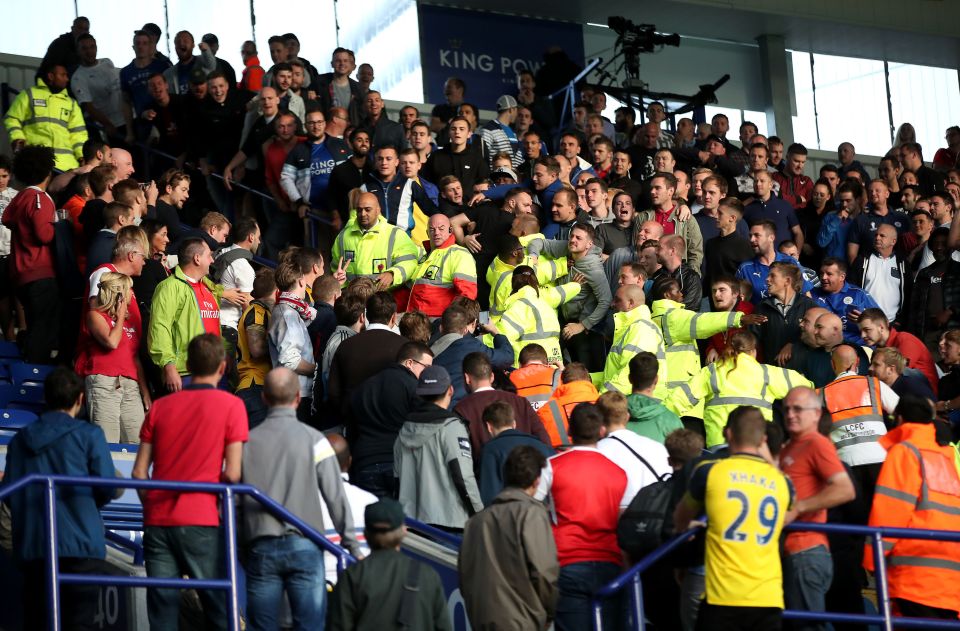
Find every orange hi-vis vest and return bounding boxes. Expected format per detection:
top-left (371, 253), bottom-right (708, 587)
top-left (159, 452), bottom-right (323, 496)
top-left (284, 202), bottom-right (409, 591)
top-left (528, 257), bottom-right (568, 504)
top-left (819, 375), bottom-right (888, 467)
top-left (537, 380), bottom-right (599, 448)
top-left (510, 363), bottom-right (561, 412)
top-left (864, 422), bottom-right (960, 613)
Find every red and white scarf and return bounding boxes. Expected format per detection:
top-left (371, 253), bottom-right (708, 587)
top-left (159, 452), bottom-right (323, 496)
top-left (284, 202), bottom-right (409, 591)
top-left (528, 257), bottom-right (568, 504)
top-left (277, 291), bottom-right (317, 323)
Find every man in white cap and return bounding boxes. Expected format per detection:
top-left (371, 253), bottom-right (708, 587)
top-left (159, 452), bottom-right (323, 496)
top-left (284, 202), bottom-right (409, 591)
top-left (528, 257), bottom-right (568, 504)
top-left (481, 94), bottom-right (523, 168)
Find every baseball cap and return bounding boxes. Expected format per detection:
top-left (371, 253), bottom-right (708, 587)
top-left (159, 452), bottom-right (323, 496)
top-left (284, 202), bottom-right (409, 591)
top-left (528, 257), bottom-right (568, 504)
top-left (141, 23), bottom-right (162, 39)
top-left (189, 67), bottom-right (209, 85)
top-left (416, 365), bottom-right (451, 396)
top-left (496, 95), bottom-right (518, 112)
top-left (490, 166), bottom-right (518, 182)
top-left (365, 499), bottom-right (405, 532)
top-left (201, 33), bottom-right (219, 46)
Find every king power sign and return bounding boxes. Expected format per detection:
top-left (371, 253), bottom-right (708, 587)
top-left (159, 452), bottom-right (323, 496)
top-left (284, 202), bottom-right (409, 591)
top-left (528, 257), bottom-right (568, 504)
top-left (419, 5), bottom-right (585, 108)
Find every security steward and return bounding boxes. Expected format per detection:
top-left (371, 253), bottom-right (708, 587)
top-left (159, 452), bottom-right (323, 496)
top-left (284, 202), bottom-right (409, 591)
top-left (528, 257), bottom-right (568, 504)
top-left (4, 62), bottom-right (87, 170)
top-left (601, 284), bottom-right (667, 399)
top-left (402, 214), bottom-right (478, 317)
top-left (331, 191), bottom-right (418, 293)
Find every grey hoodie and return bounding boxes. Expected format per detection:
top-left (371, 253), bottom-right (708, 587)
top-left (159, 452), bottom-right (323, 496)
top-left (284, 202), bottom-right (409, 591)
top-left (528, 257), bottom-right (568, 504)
top-left (394, 403), bottom-right (483, 529)
top-left (527, 239), bottom-right (612, 330)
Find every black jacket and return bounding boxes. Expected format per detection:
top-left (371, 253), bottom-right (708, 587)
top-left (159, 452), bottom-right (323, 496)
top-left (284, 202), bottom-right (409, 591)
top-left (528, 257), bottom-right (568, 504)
top-left (753, 293), bottom-right (816, 362)
top-left (651, 264), bottom-right (702, 312)
top-left (362, 114), bottom-right (405, 152)
top-left (849, 251), bottom-right (911, 325)
top-left (423, 143), bottom-right (490, 196)
top-left (85, 230), bottom-right (116, 276)
top-left (349, 363), bottom-right (422, 472)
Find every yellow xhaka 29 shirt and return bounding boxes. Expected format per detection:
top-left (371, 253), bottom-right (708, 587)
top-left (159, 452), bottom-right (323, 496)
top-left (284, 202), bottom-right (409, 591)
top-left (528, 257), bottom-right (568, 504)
top-left (685, 453), bottom-right (795, 608)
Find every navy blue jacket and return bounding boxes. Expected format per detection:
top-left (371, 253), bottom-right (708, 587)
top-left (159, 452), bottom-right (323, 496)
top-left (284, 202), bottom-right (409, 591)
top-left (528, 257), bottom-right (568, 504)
top-left (3, 411), bottom-right (117, 561)
top-left (434, 334), bottom-right (514, 406)
top-left (85, 229), bottom-right (116, 277)
top-left (478, 429), bottom-right (554, 506)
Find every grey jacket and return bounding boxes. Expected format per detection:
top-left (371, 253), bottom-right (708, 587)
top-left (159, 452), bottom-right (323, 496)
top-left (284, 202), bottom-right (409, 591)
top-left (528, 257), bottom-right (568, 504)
top-left (527, 240), bottom-right (612, 330)
top-left (394, 404), bottom-right (483, 529)
top-left (240, 407), bottom-right (361, 555)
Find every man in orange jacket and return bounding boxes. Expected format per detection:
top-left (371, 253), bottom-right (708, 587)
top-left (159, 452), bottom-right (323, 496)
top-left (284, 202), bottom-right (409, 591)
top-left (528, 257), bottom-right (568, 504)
top-left (537, 362), bottom-right (599, 448)
top-left (510, 343), bottom-right (561, 412)
top-left (864, 394), bottom-right (960, 621)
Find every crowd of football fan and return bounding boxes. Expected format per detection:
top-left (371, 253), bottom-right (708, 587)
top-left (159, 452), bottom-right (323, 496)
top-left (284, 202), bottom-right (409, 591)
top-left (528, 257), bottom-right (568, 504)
top-left (2, 14), bottom-right (960, 631)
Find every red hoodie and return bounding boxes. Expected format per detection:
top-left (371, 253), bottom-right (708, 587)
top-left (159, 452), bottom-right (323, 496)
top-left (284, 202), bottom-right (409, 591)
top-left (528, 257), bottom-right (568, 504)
top-left (1, 187), bottom-right (56, 286)
top-left (704, 299), bottom-right (754, 359)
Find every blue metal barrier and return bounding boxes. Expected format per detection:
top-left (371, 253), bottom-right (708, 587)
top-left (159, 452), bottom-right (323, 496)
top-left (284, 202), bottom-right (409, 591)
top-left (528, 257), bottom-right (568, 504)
top-left (591, 520), bottom-right (960, 631)
top-left (0, 474), bottom-right (356, 631)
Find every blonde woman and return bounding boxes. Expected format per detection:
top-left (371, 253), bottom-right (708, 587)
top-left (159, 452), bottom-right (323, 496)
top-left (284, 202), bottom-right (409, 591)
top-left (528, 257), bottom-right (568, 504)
top-left (75, 272), bottom-right (148, 443)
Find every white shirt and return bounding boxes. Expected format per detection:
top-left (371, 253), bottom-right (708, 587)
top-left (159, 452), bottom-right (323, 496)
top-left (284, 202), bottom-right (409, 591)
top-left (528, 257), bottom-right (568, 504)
top-left (862, 253), bottom-right (901, 322)
top-left (597, 429), bottom-right (671, 510)
top-left (319, 474), bottom-right (376, 585)
top-left (70, 59), bottom-right (125, 126)
top-left (0, 187), bottom-right (18, 256)
top-left (217, 245), bottom-right (256, 329)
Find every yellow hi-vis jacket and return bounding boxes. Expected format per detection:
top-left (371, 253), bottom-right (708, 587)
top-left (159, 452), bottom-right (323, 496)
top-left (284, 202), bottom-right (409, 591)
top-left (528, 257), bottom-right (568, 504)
top-left (497, 283), bottom-right (581, 365)
top-left (650, 299), bottom-right (745, 420)
top-left (601, 304), bottom-right (667, 398)
top-left (486, 255), bottom-right (567, 320)
top-left (332, 214), bottom-right (419, 288)
top-left (4, 78), bottom-right (87, 170)
top-left (665, 353), bottom-right (812, 447)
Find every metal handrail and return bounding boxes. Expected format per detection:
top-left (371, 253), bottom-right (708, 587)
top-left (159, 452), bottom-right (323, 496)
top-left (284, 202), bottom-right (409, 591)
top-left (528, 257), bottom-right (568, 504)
top-left (0, 473), bottom-right (357, 631)
top-left (591, 521), bottom-right (960, 631)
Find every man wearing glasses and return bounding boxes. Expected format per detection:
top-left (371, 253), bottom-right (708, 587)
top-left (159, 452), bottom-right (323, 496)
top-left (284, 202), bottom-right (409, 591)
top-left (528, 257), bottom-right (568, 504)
top-left (280, 106), bottom-right (350, 226)
top-left (779, 386), bottom-right (855, 630)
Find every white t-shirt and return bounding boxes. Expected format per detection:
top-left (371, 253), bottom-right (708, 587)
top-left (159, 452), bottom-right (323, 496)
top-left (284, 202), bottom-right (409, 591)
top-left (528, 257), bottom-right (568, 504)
top-left (862, 254), bottom-right (901, 321)
top-left (597, 429), bottom-right (671, 510)
top-left (0, 187), bottom-right (18, 256)
top-left (217, 245), bottom-right (256, 329)
top-left (318, 476), bottom-right (376, 584)
top-left (70, 59), bottom-right (125, 127)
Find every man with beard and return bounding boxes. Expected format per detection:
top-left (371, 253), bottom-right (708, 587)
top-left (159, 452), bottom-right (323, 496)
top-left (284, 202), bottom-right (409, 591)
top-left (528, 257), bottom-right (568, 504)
top-left (5, 63), bottom-right (87, 170)
top-left (162, 30), bottom-right (216, 95)
top-left (328, 128), bottom-right (370, 228)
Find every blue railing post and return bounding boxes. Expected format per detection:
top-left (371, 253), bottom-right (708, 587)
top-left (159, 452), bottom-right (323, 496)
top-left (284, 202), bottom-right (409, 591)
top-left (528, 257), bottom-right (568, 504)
top-left (44, 477), bottom-right (61, 631)
top-left (222, 487), bottom-right (241, 631)
top-left (628, 573), bottom-right (645, 631)
top-left (871, 530), bottom-right (893, 631)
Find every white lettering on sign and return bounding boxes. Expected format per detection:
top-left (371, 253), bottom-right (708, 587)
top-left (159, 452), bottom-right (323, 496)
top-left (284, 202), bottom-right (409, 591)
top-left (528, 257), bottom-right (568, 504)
top-left (439, 50), bottom-right (542, 75)
top-left (310, 159), bottom-right (336, 176)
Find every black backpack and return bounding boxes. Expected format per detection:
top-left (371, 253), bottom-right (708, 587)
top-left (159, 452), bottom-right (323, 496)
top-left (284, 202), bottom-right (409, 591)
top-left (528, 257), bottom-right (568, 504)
top-left (209, 247), bottom-right (253, 284)
top-left (611, 435), bottom-right (675, 559)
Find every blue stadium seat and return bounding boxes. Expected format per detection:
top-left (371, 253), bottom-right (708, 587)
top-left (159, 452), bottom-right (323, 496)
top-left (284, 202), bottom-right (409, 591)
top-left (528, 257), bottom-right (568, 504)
top-left (5, 383), bottom-right (45, 413)
top-left (0, 341), bottom-right (20, 359)
top-left (0, 409), bottom-right (38, 429)
top-left (9, 363), bottom-right (54, 387)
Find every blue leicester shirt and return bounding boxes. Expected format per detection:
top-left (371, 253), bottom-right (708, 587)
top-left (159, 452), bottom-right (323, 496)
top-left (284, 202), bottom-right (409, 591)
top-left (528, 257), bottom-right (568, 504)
top-left (308, 142), bottom-right (337, 209)
top-left (736, 252), bottom-right (813, 305)
top-left (811, 282), bottom-right (880, 344)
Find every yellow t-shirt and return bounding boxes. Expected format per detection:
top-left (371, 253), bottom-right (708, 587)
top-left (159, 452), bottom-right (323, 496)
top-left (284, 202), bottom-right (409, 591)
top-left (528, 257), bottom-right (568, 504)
top-left (685, 453), bottom-right (794, 608)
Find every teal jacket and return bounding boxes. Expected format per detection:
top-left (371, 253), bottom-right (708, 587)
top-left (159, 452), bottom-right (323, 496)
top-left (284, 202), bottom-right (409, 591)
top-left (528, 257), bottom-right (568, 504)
top-left (626, 393), bottom-right (684, 444)
top-left (148, 265), bottom-right (223, 374)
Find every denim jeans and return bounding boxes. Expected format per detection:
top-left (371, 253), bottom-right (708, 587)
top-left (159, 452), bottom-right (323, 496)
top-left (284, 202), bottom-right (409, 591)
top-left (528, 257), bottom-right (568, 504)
top-left (556, 561), bottom-right (623, 631)
top-left (143, 525), bottom-right (227, 631)
top-left (237, 384), bottom-right (269, 429)
top-left (351, 462), bottom-right (397, 499)
top-left (784, 544), bottom-right (833, 631)
top-left (244, 535), bottom-right (326, 631)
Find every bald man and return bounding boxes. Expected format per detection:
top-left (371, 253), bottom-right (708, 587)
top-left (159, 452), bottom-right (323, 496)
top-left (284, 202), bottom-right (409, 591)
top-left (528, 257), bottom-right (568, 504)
top-left (787, 308), bottom-right (869, 387)
top-left (602, 283), bottom-right (667, 396)
top-left (849, 223), bottom-right (910, 325)
top-left (819, 346), bottom-right (898, 626)
top-left (330, 191), bottom-right (419, 290)
top-left (110, 147), bottom-right (134, 180)
top-left (406, 213), bottom-right (478, 317)
top-left (241, 366), bottom-right (363, 627)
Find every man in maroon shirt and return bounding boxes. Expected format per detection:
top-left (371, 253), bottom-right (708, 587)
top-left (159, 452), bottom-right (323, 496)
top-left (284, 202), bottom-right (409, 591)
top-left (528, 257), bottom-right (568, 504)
top-left (453, 352), bottom-right (550, 456)
top-left (132, 334), bottom-right (248, 630)
top-left (1, 146), bottom-right (60, 363)
top-left (773, 143), bottom-right (814, 210)
top-left (535, 403), bottom-right (627, 630)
